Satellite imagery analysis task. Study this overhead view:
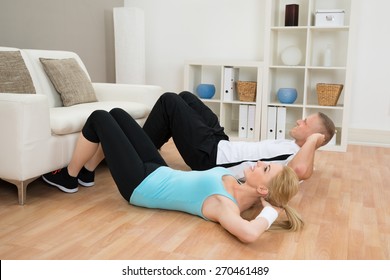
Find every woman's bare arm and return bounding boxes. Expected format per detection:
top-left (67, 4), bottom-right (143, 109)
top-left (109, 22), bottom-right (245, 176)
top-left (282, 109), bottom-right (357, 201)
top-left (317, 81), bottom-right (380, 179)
top-left (206, 197), bottom-right (277, 243)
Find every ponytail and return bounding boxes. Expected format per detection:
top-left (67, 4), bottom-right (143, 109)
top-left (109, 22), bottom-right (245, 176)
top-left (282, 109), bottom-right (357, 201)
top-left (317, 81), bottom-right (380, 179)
top-left (266, 166), bottom-right (304, 232)
top-left (269, 204), bottom-right (304, 232)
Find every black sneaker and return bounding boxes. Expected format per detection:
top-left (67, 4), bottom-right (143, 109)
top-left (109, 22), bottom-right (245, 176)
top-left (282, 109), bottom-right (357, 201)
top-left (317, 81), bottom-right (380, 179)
top-left (42, 168), bottom-right (78, 193)
top-left (78, 166), bottom-right (95, 187)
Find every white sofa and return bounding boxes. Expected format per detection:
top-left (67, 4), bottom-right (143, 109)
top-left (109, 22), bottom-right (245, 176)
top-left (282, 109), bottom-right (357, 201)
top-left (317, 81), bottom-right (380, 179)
top-left (0, 46), bottom-right (163, 205)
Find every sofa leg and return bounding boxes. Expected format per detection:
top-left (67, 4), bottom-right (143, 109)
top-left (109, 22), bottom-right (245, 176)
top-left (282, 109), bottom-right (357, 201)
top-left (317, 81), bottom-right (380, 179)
top-left (2, 177), bottom-right (38, 205)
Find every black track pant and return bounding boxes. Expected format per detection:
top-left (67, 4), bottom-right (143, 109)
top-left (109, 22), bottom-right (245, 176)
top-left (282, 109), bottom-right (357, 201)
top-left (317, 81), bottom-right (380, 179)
top-left (82, 108), bottom-right (167, 201)
top-left (143, 91), bottom-right (229, 170)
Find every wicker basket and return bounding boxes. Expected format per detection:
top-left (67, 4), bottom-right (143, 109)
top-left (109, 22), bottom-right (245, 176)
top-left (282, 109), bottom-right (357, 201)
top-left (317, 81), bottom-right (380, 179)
top-left (236, 81), bottom-right (257, 102)
top-left (316, 83), bottom-right (343, 106)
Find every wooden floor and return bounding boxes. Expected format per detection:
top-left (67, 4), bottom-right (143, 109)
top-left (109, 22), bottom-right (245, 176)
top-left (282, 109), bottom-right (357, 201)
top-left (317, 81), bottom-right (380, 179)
top-left (1, 141), bottom-right (389, 260)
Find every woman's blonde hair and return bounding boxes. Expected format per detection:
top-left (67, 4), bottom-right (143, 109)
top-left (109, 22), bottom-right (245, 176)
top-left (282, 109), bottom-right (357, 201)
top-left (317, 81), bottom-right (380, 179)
top-left (242, 166), bottom-right (304, 232)
top-left (266, 166), bottom-right (303, 231)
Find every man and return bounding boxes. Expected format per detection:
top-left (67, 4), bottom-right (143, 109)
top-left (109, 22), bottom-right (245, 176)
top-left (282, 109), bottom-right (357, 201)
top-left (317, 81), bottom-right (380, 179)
top-left (72, 91), bottom-right (334, 187)
top-left (143, 91), bottom-right (335, 181)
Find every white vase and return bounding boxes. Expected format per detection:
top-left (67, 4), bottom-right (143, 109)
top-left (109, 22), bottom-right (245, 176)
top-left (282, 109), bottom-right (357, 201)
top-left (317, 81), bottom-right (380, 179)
top-left (323, 44), bottom-right (332, 67)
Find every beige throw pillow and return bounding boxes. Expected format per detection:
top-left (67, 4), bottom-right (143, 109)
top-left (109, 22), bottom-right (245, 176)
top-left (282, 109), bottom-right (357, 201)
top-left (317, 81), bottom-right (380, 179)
top-left (0, 51), bottom-right (36, 94)
top-left (40, 57), bottom-right (97, 106)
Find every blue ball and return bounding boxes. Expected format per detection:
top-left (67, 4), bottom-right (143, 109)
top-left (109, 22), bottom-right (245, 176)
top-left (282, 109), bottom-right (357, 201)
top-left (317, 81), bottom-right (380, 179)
top-left (277, 88), bottom-right (297, 104)
top-left (196, 84), bottom-right (216, 99)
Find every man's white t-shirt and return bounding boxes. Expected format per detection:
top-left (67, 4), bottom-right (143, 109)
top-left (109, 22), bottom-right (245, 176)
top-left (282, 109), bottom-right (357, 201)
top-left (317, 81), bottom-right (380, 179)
top-left (216, 139), bottom-right (300, 180)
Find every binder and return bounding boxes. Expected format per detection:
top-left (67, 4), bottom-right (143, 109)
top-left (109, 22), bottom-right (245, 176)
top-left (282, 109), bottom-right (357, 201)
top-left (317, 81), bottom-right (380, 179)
top-left (247, 105), bottom-right (256, 139)
top-left (267, 106), bottom-right (277, 139)
top-left (276, 106), bottom-right (287, 139)
top-left (223, 67), bottom-right (239, 101)
top-left (238, 104), bottom-right (248, 138)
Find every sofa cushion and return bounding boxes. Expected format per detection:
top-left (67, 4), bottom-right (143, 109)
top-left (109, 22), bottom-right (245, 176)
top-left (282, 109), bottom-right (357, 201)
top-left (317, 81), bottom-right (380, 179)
top-left (40, 57), bottom-right (97, 106)
top-left (0, 51), bottom-right (36, 94)
top-left (21, 49), bottom-right (91, 107)
top-left (50, 101), bottom-right (149, 135)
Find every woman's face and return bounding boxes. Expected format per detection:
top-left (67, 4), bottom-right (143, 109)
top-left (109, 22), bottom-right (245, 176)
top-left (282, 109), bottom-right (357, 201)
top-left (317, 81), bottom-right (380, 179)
top-left (244, 161), bottom-right (283, 189)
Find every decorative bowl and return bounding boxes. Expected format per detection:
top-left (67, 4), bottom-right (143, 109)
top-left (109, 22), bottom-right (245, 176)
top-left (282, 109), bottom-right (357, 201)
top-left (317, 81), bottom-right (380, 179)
top-left (277, 88), bottom-right (298, 104)
top-left (196, 84), bottom-right (215, 99)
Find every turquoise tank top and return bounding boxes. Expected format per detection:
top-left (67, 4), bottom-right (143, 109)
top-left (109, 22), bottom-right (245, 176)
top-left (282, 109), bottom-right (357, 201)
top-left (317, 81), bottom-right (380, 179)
top-left (129, 166), bottom-right (238, 219)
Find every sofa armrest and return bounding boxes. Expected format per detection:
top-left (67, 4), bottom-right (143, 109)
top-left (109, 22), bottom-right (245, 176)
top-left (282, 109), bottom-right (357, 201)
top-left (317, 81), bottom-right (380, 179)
top-left (0, 93), bottom-right (51, 179)
top-left (92, 83), bottom-right (163, 110)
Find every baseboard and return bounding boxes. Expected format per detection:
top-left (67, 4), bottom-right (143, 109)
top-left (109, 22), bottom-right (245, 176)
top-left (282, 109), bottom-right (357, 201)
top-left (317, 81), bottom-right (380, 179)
top-left (348, 128), bottom-right (390, 147)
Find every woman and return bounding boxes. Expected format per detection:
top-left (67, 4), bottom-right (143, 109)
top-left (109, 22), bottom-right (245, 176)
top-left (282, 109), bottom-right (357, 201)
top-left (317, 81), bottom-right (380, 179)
top-left (42, 108), bottom-right (303, 243)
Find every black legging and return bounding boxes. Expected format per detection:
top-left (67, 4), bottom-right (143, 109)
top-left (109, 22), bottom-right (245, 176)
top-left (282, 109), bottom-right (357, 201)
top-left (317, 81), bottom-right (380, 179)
top-left (82, 108), bottom-right (167, 201)
top-left (143, 91), bottom-right (229, 170)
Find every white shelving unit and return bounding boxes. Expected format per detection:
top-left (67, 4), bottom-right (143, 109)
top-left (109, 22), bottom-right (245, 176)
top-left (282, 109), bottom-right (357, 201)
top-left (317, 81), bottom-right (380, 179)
top-left (262, 0), bottom-right (354, 151)
top-left (184, 60), bottom-right (263, 141)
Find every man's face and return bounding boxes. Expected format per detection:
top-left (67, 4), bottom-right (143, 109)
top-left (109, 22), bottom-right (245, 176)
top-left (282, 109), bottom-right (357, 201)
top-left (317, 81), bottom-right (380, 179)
top-left (289, 114), bottom-right (322, 143)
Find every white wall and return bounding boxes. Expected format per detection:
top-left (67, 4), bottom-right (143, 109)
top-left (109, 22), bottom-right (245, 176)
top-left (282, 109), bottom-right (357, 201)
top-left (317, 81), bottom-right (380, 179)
top-left (349, 0), bottom-right (390, 135)
top-left (124, 0), bottom-right (265, 92)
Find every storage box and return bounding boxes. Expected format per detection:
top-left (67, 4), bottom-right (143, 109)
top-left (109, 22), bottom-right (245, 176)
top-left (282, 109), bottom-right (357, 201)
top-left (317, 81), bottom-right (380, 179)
top-left (315, 9), bottom-right (345, 27)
